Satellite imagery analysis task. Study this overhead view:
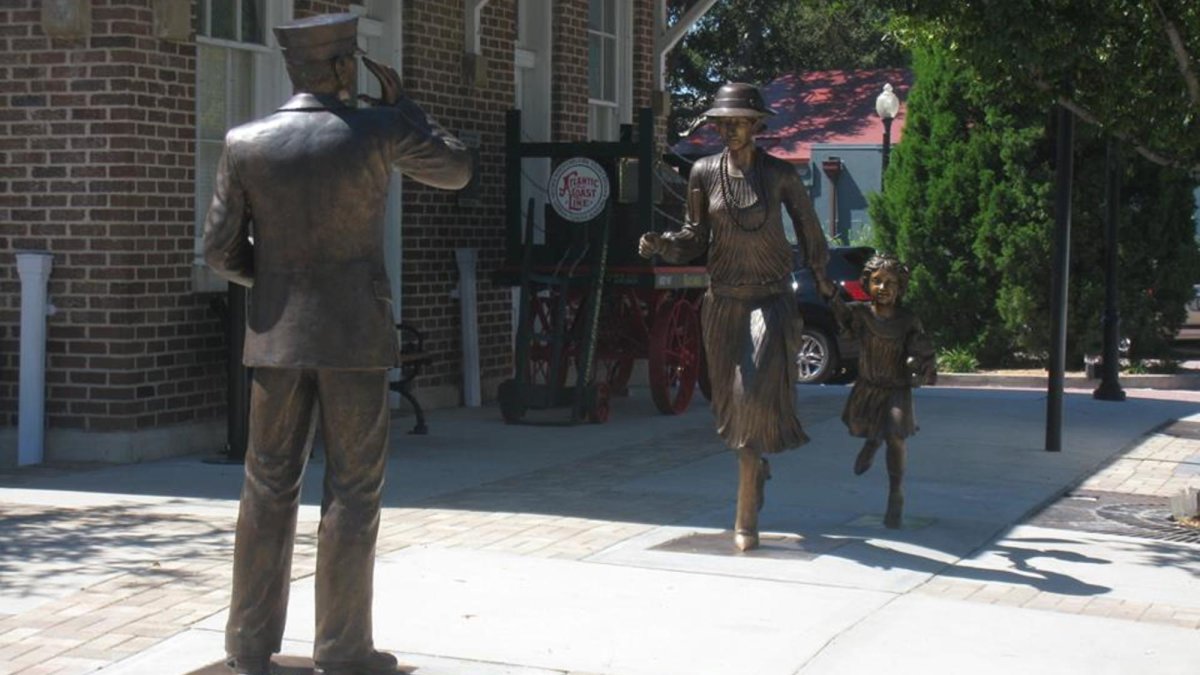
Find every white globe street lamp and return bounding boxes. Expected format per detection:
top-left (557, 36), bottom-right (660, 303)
top-left (875, 83), bottom-right (900, 189)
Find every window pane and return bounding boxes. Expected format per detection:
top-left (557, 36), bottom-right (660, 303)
top-left (198, 46), bottom-right (228, 140)
top-left (602, 37), bottom-right (615, 101)
top-left (588, 34), bottom-right (603, 100)
top-left (241, 0), bottom-right (264, 44)
top-left (198, 0), bottom-right (209, 37)
top-left (603, 0), bottom-right (615, 34)
top-left (589, 0), bottom-right (602, 31)
top-left (210, 0), bottom-right (236, 40)
top-left (229, 49), bottom-right (255, 125)
top-left (589, 105), bottom-right (615, 141)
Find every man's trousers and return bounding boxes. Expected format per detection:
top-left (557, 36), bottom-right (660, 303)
top-left (225, 367), bottom-right (390, 663)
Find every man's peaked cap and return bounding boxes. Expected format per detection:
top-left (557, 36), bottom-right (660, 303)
top-left (274, 13), bottom-right (359, 64)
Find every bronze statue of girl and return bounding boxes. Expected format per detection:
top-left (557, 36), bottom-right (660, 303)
top-left (832, 253), bottom-right (937, 528)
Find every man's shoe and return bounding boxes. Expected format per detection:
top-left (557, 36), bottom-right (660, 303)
top-left (317, 649), bottom-right (399, 675)
top-left (226, 655), bottom-right (271, 675)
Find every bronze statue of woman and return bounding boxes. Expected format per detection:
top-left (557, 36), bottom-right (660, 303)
top-left (640, 83), bottom-right (833, 550)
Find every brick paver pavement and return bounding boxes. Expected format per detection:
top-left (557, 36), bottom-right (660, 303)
top-left (0, 425), bottom-right (729, 675)
top-left (914, 420), bottom-right (1200, 631)
top-left (3, 406), bottom-right (1199, 674)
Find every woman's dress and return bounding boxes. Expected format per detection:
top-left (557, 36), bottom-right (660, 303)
top-left (657, 150), bottom-right (829, 454)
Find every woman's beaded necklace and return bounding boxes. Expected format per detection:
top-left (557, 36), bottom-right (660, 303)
top-left (718, 148), bottom-right (769, 233)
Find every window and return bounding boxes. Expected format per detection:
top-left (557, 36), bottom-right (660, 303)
top-left (198, 0), bottom-right (265, 43)
top-left (587, 0), bottom-right (630, 141)
top-left (193, 0), bottom-right (287, 292)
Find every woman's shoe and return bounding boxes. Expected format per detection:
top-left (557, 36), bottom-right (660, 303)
top-left (734, 528), bottom-right (759, 552)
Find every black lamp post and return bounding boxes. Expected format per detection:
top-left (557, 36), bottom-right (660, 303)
top-left (1094, 138), bottom-right (1126, 401)
top-left (875, 83), bottom-right (900, 191)
top-left (1046, 102), bottom-right (1075, 452)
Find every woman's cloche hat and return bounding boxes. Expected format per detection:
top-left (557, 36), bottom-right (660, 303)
top-left (703, 82), bottom-right (775, 118)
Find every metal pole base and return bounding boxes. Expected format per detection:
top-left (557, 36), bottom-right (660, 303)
top-left (1093, 380), bottom-right (1126, 402)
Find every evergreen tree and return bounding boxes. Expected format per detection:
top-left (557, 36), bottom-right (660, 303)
top-left (874, 45), bottom-right (1200, 367)
top-left (1067, 132), bottom-right (1200, 361)
top-left (872, 46), bottom-right (1046, 364)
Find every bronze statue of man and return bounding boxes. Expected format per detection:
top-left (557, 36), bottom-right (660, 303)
top-left (639, 83), bottom-right (833, 551)
top-left (202, 13), bottom-right (472, 675)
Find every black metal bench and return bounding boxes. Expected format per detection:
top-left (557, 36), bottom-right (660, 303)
top-left (392, 323), bottom-right (431, 434)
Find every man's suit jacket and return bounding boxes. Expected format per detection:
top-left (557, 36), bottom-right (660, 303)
top-left (202, 92), bottom-right (472, 369)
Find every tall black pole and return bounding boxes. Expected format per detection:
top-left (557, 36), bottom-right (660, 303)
top-left (880, 116), bottom-right (894, 191)
top-left (1046, 103), bottom-right (1074, 452)
top-left (1094, 138), bottom-right (1126, 402)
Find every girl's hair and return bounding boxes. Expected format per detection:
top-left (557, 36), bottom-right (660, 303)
top-left (860, 253), bottom-right (911, 299)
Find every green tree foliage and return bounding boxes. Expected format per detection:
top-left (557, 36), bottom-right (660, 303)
top-left (871, 46), bottom-right (1046, 364)
top-left (1067, 135), bottom-right (1200, 360)
top-left (873, 45), bottom-right (1200, 366)
top-left (668, 0), bottom-right (907, 139)
top-left (881, 0), bottom-right (1200, 177)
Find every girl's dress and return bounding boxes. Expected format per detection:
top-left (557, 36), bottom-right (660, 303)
top-left (657, 150), bottom-right (829, 454)
top-left (835, 302), bottom-right (935, 440)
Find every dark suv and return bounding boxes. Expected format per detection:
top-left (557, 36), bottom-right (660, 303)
top-left (791, 245), bottom-right (874, 384)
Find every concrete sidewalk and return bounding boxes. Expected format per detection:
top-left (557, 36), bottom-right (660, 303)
top-left (1, 384), bottom-right (1199, 674)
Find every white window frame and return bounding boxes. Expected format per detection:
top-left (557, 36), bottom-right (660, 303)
top-left (588, 0), bottom-right (632, 141)
top-left (351, 2), bottom-right (405, 322)
top-left (192, 0), bottom-right (291, 293)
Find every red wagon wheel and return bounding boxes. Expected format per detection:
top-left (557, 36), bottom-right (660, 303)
top-left (648, 296), bottom-right (700, 415)
top-left (593, 289), bottom-right (639, 395)
top-left (693, 293), bottom-right (711, 401)
top-left (525, 289), bottom-right (578, 388)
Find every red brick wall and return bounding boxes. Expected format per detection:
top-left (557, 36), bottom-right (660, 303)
top-left (400, 0), bottom-right (516, 395)
top-left (553, 0), bottom-right (589, 140)
top-left (554, 0), bottom-right (659, 141)
top-left (0, 0), bottom-right (221, 434)
top-left (0, 0), bottom-right (666, 443)
top-left (632, 0), bottom-right (654, 111)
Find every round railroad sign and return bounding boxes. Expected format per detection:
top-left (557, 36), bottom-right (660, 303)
top-left (548, 157), bottom-right (610, 223)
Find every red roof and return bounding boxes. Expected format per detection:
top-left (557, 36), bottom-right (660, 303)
top-left (673, 68), bottom-right (913, 163)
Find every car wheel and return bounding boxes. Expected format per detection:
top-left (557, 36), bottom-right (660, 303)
top-left (796, 327), bottom-right (839, 384)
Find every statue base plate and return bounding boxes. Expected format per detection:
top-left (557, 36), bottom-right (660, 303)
top-left (185, 655), bottom-right (414, 675)
top-left (844, 514), bottom-right (935, 530)
top-left (651, 531), bottom-right (851, 559)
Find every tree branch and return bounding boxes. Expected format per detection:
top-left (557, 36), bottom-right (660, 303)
top-left (1029, 76), bottom-right (1199, 177)
top-left (1054, 94), bottom-right (1200, 178)
top-left (1150, 0), bottom-right (1200, 109)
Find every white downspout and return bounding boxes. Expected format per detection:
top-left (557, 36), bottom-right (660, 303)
top-left (455, 248), bottom-right (482, 407)
top-left (16, 251), bottom-right (53, 466)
